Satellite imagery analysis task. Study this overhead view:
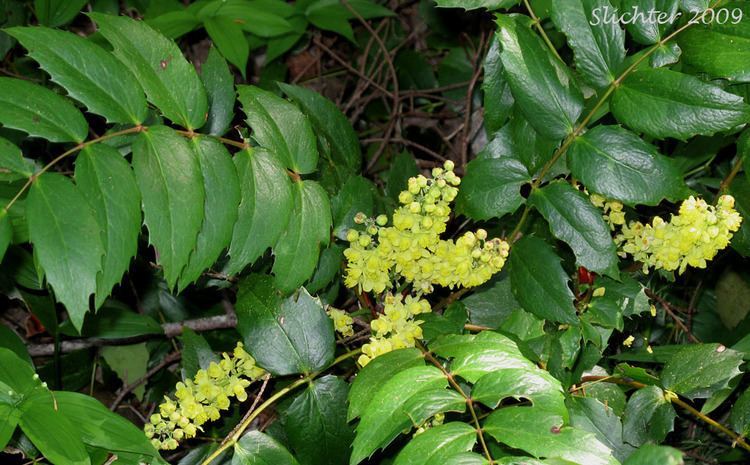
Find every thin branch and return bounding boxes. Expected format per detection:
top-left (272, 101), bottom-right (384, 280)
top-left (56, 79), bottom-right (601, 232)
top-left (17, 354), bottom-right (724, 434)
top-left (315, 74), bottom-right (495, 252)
top-left (522, 0), bottom-right (563, 62)
top-left (362, 137), bottom-right (447, 162)
top-left (220, 374), bottom-right (272, 447)
top-left (28, 314), bottom-right (237, 357)
top-left (419, 343), bottom-right (494, 464)
top-left (717, 158), bottom-right (744, 199)
top-left (3, 125), bottom-right (146, 213)
top-left (459, 32), bottom-right (489, 167)
top-left (645, 289), bottom-right (701, 343)
top-left (110, 351), bottom-right (182, 410)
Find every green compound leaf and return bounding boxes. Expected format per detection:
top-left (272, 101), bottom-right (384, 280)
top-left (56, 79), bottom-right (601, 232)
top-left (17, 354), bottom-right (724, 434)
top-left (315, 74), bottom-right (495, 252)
top-left (0, 77), bottom-right (87, 143)
top-left (18, 390), bottom-right (90, 465)
top-left (272, 180), bottom-right (332, 293)
top-left (27, 173), bottom-right (103, 332)
top-left (283, 375), bottom-right (354, 465)
top-left (348, 348), bottom-right (425, 421)
top-left (621, 385), bottom-right (675, 447)
top-left (132, 125), bottom-right (205, 290)
top-left (622, 445), bottom-right (683, 465)
top-left (178, 136), bottom-right (240, 290)
top-left (484, 407), bottom-right (618, 465)
top-left (90, 13), bottom-right (208, 130)
top-left (509, 236), bottom-right (578, 325)
top-left (611, 68), bottom-right (750, 141)
top-left (568, 125), bottom-right (686, 206)
top-left (238, 85), bottom-right (318, 174)
top-left (350, 366), bottom-right (460, 465)
top-left (393, 422), bottom-right (477, 465)
top-left (200, 46), bottom-right (235, 136)
top-left (550, 0), bottom-right (625, 89)
top-left (233, 430), bottom-right (300, 465)
top-left (75, 144), bottom-right (141, 307)
top-left (204, 16), bottom-right (249, 76)
top-left (235, 274), bottom-right (334, 375)
top-left (528, 181), bottom-right (619, 278)
top-left (496, 15), bottom-right (584, 140)
top-left (455, 157), bottom-right (530, 221)
top-left (7, 26), bottom-right (147, 125)
top-left (279, 82), bottom-right (361, 173)
top-left (660, 343), bottom-right (744, 400)
top-left (226, 148), bottom-right (293, 275)
top-left (472, 368), bottom-right (566, 417)
top-left (54, 392), bottom-right (164, 464)
top-left (677, 2), bottom-right (750, 82)
top-left (430, 332), bottom-right (535, 384)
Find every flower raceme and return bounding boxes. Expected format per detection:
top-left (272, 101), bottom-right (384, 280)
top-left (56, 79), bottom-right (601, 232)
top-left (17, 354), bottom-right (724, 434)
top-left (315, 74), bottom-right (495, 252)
top-left (614, 195), bottom-right (742, 274)
top-left (328, 307), bottom-right (355, 337)
top-left (589, 193), bottom-right (626, 230)
top-left (358, 293), bottom-right (431, 366)
top-left (341, 161), bottom-right (510, 366)
top-left (343, 161), bottom-right (510, 295)
top-left (145, 342), bottom-right (266, 450)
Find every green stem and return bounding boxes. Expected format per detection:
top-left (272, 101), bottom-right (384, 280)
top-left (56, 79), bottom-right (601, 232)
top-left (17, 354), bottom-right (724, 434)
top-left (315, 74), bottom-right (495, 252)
top-left (2, 126), bottom-right (256, 215)
top-left (418, 343), bottom-right (494, 465)
top-left (522, 0), bottom-right (563, 63)
top-left (198, 349), bottom-right (361, 465)
top-left (3, 125), bottom-right (146, 213)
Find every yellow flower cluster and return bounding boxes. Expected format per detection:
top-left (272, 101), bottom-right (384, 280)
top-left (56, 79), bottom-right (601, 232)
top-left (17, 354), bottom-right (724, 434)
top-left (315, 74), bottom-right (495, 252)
top-left (358, 293), bottom-right (431, 367)
top-left (590, 193), bottom-right (626, 230)
top-left (343, 161), bottom-right (510, 294)
top-left (328, 307), bottom-right (354, 337)
top-left (615, 195), bottom-right (742, 274)
top-left (145, 342), bottom-right (265, 450)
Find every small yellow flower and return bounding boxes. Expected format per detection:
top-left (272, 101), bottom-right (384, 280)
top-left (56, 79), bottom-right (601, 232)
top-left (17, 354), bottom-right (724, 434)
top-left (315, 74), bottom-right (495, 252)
top-left (623, 335), bottom-right (635, 347)
top-left (328, 308), bottom-right (355, 337)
